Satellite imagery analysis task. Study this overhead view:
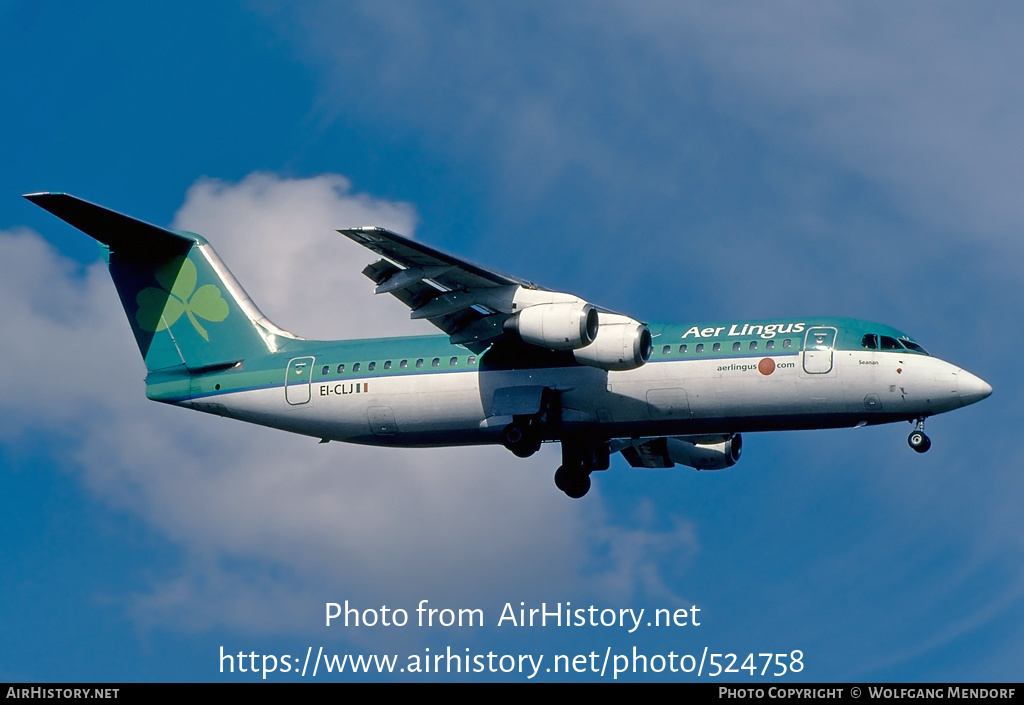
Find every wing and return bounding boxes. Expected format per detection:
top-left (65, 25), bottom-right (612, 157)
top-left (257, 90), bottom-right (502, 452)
top-left (339, 226), bottom-right (652, 368)
top-left (339, 226), bottom-right (536, 351)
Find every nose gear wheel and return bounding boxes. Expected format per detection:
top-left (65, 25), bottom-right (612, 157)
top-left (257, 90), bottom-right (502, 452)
top-left (908, 418), bottom-right (931, 453)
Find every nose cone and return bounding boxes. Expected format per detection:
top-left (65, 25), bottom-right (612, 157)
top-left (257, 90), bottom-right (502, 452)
top-left (958, 369), bottom-right (993, 407)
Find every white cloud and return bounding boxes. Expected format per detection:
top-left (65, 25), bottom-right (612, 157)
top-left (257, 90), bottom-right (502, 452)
top-left (172, 172), bottom-right (424, 339)
top-left (0, 228), bottom-right (139, 434)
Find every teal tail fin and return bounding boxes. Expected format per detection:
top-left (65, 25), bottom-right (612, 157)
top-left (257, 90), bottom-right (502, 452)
top-left (25, 193), bottom-right (295, 373)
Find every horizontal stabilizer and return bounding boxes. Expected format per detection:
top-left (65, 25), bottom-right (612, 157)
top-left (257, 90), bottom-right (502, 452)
top-left (23, 193), bottom-right (195, 257)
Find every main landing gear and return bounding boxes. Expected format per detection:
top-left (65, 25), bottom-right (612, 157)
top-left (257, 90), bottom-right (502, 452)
top-left (500, 387), bottom-right (558, 459)
top-left (497, 388), bottom-right (607, 498)
top-left (908, 417), bottom-right (932, 453)
top-left (501, 419), bottom-right (543, 458)
top-left (554, 440), bottom-right (609, 499)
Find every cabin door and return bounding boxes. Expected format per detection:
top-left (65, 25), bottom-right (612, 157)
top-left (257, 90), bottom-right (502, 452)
top-left (285, 356), bottom-right (315, 405)
top-left (802, 327), bottom-right (836, 374)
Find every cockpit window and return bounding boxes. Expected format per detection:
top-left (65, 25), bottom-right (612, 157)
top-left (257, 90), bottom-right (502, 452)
top-left (899, 337), bottom-right (929, 355)
top-left (864, 332), bottom-right (927, 355)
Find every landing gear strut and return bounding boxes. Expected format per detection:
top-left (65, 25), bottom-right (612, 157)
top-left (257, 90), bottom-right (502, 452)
top-left (554, 439), bottom-right (609, 499)
top-left (908, 418), bottom-right (932, 453)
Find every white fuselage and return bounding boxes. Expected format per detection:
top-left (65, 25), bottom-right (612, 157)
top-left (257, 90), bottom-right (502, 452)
top-left (195, 347), bottom-right (978, 447)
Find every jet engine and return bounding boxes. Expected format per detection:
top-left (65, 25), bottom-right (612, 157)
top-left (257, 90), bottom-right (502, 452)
top-left (505, 301), bottom-right (599, 350)
top-left (664, 435), bottom-right (742, 470)
top-left (620, 435), bottom-right (743, 470)
top-left (573, 313), bottom-right (653, 371)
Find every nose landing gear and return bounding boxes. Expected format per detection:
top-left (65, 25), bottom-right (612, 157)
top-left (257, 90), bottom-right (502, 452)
top-left (908, 418), bottom-right (932, 453)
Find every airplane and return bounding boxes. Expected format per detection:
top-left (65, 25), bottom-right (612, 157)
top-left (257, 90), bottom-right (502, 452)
top-left (25, 192), bottom-right (993, 498)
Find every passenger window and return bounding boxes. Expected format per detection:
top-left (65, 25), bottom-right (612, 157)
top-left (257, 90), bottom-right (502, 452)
top-left (384, 360), bottom-right (392, 370)
top-left (400, 360), bottom-right (408, 369)
top-left (321, 365), bottom-right (329, 375)
top-left (368, 362), bottom-right (376, 371)
top-left (353, 363), bottom-right (361, 372)
top-left (749, 341), bottom-right (757, 350)
top-left (713, 342), bottom-right (721, 352)
top-left (766, 340), bottom-right (774, 350)
top-left (662, 345), bottom-right (672, 356)
top-left (696, 343), bottom-right (704, 353)
top-left (732, 342), bottom-right (741, 351)
top-left (450, 357), bottom-right (458, 367)
top-left (783, 339), bottom-right (792, 349)
top-left (679, 344), bottom-right (687, 354)
top-left (861, 334), bottom-right (878, 350)
top-left (337, 364), bottom-right (345, 373)
top-left (468, 356), bottom-right (476, 365)
top-left (415, 359), bottom-right (424, 368)
top-left (432, 358), bottom-right (440, 367)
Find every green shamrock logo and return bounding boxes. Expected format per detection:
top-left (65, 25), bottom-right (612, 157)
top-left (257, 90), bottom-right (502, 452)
top-left (135, 256), bottom-right (229, 341)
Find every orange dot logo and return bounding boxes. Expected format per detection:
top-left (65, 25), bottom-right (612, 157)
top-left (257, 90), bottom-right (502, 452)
top-left (758, 358), bottom-right (776, 375)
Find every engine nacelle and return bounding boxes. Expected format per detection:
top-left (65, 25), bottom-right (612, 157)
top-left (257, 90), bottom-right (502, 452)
top-left (665, 435), bottom-right (742, 471)
top-left (507, 301), bottom-right (599, 350)
top-left (573, 313), bottom-right (653, 371)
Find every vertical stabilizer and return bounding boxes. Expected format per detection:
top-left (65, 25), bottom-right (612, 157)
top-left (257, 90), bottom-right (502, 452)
top-left (25, 193), bottom-right (294, 372)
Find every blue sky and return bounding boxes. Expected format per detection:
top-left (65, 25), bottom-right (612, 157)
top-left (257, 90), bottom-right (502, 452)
top-left (1, 1), bottom-right (1021, 682)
